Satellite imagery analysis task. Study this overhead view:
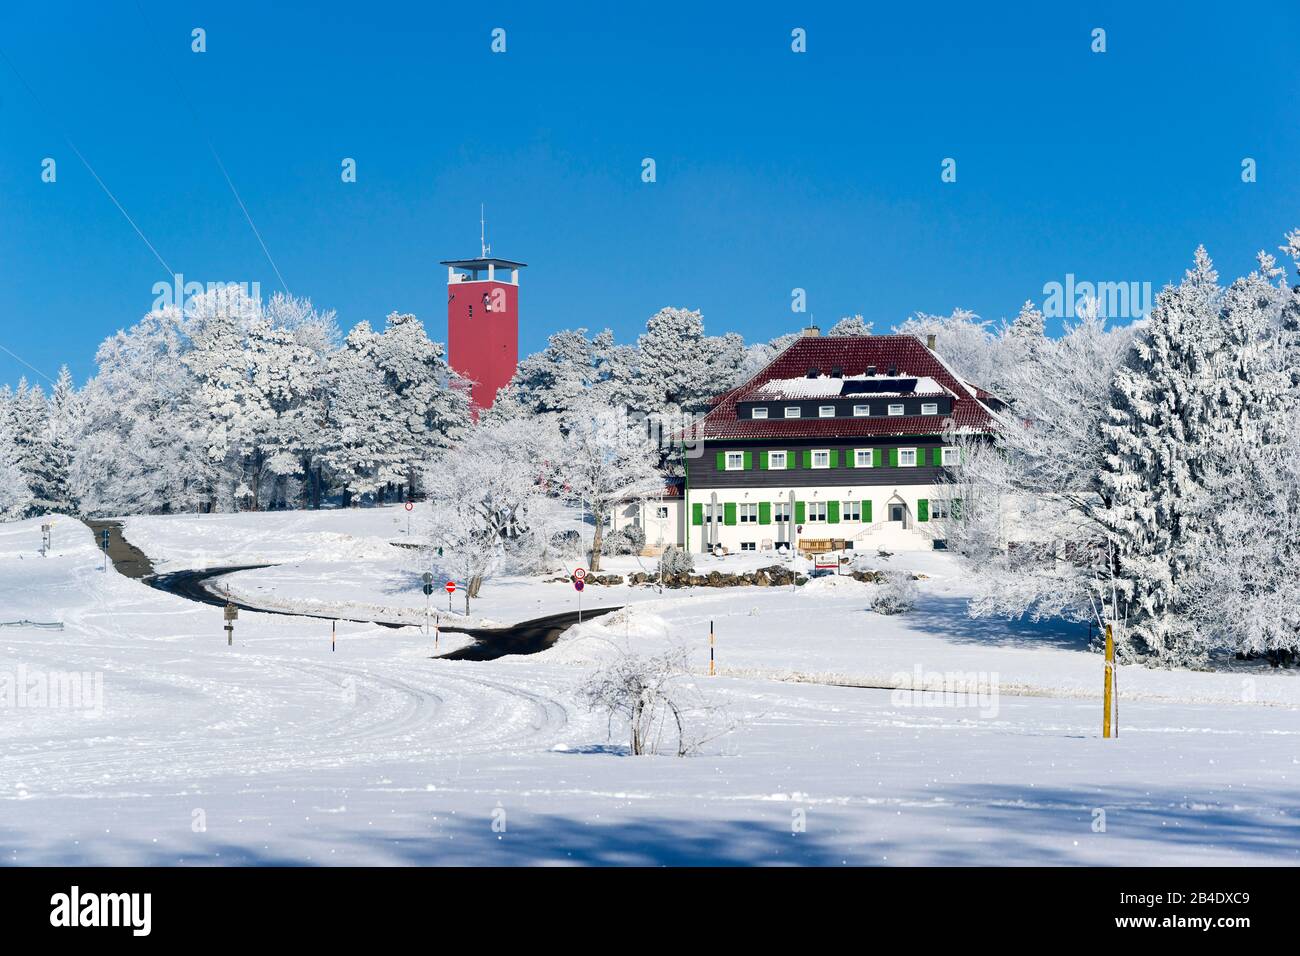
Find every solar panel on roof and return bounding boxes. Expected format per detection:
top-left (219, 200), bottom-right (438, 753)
top-left (840, 379), bottom-right (919, 395)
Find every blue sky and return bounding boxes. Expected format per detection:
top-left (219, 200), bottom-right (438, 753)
top-left (1, 1), bottom-right (1297, 387)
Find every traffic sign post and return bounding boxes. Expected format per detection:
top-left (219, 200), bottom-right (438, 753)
top-left (422, 572), bottom-right (434, 634)
top-left (101, 529), bottom-right (109, 572)
top-left (709, 619), bottom-right (715, 676)
top-left (574, 576), bottom-right (585, 622)
top-left (224, 602), bottom-right (238, 646)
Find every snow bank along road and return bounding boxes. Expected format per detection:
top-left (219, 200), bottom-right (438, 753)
top-left (1, 515), bottom-right (1298, 865)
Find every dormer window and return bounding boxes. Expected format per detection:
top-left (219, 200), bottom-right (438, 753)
top-left (921, 402), bottom-right (938, 415)
top-left (784, 406), bottom-right (801, 418)
top-left (888, 403), bottom-right (905, 416)
top-left (818, 405), bottom-right (835, 418)
top-left (751, 406), bottom-right (768, 419)
top-left (887, 365), bottom-right (898, 376)
top-left (867, 365), bottom-right (877, 376)
top-left (852, 404), bottom-right (869, 416)
top-left (806, 367), bottom-right (819, 378)
top-left (830, 366), bottom-right (843, 378)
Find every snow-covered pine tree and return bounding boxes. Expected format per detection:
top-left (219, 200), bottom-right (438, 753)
top-left (44, 365), bottom-right (82, 514)
top-left (0, 386), bottom-right (33, 519)
top-left (372, 312), bottom-right (470, 498)
top-left (1182, 251), bottom-right (1296, 660)
top-left (10, 378), bottom-right (60, 515)
top-left (321, 321), bottom-right (408, 504)
top-left (1094, 246), bottom-right (1228, 663)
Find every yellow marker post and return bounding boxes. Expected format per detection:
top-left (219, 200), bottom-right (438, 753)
top-left (1103, 624), bottom-right (1115, 738)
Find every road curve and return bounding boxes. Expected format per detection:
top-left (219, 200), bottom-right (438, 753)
top-left (438, 606), bottom-right (623, 661)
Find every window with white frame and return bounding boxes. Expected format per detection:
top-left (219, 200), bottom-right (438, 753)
top-left (853, 404), bottom-right (869, 417)
top-left (819, 405), bottom-right (835, 418)
top-left (930, 500), bottom-right (949, 520)
top-left (751, 406), bottom-right (768, 419)
top-left (941, 446), bottom-right (960, 466)
top-left (725, 451), bottom-right (745, 470)
top-left (656, 506), bottom-right (669, 519)
top-left (854, 448), bottom-right (873, 468)
top-left (888, 403), bottom-right (905, 416)
top-left (921, 402), bottom-right (938, 415)
top-left (773, 502), bottom-right (791, 523)
top-left (842, 500), bottom-right (861, 521)
top-left (807, 501), bottom-right (827, 522)
top-left (811, 449), bottom-right (830, 469)
top-left (899, 448), bottom-right (918, 466)
top-left (738, 503), bottom-right (758, 523)
top-left (705, 504), bottom-right (721, 522)
top-left (784, 406), bottom-right (800, 418)
top-left (740, 541), bottom-right (756, 551)
top-left (768, 450), bottom-right (787, 470)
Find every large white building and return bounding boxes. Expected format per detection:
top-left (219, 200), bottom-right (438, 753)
top-left (615, 330), bottom-right (1001, 555)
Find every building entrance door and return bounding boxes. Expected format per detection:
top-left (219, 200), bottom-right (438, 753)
top-left (889, 503), bottom-right (905, 522)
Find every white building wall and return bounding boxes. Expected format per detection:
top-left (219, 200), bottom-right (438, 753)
top-left (683, 483), bottom-right (944, 554)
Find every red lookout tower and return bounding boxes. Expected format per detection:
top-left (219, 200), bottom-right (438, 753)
top-left (441, 216), bottom-right (525, 416)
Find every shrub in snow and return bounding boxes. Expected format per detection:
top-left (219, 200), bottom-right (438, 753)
top-left (873, 571), bottom-right (917, 615)
top-left (605, 524), bottom-right (645, 555)
top-left (658, 545), bottom-right (694, 577)
top-left (578, 646), bottom-right (728, 756)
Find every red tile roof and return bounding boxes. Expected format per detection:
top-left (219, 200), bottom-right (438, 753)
top-left (690, 335), bottom-right (998, 440)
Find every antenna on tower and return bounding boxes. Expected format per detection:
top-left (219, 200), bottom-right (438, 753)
top-left (480, 203), bottom-right (490, 258)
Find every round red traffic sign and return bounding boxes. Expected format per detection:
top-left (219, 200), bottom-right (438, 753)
top-left (573, 567), bottom-right (587, 580)
top-left (405, 501), bottom-right (413, 512)
top-left (444, 581), bottom-right (457, 595)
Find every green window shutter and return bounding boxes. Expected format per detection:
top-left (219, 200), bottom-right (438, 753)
top-left (758, 501), bottom-right (772, 524)
top-left (724, 502), bottom-right (737, 526)
top-left (827, 500), bottom-right (840, 524)
top-left (828, 449), bottom-right (839, 468)
top-left (917, 499), bottom-right (929, 522)
top-left (864, 500), bottom-right (872, 522)
top-left (953, 499), bottom-right (963, 520)
top-left (802, 450), bottom-right (812, 469)
top-left (933, 448), bottom-right (943, 467)
top-left (716, 451), bottom-right (726, 471)
top-left (692, 503), bottom-right (703, 526)
top-left (758, 451), bottom-right (768, 470)
top-left (889, 448), bottom-right (898, 467)
top-left (790, 449), bottom-right (800, 469)
top-left (873, 448), bottom-right (883, 468)
top-left (795, 500), bottom-right (806, 524)
top-left (743, 451), bottom-right (753, 470)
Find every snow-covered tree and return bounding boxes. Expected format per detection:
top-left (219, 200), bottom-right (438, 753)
top-left (1093, 247), bottom-right (1246, 663)
top-left (555, 403), bottom-right (664, 571)
top-left (0, 387), bottom-right (33, 519)
top-left (44, 365), bottom-right (82, 514)
top-left (419, 415), bottom-right (564, 599)
top-left (371, 311), bottom-right (470, 496)
top-left (9, 379), bottom-right (59, 514)
top-left (827, 314), bottom-right (873, 336)
top-left (321, 321), bottom-right (407, 504)
top-left (894, 307), bottom-right (1002, 389)
top-left (71, 307), bottom-right (212, 515)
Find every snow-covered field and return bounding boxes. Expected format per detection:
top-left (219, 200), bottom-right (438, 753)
top-left (1, 509), bottom-right (1297, 865)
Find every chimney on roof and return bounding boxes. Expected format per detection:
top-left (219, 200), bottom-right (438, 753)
top-left (926, 333), bottom-right (937, 350)
top-left (802, 324), bottom-right (820, 337)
